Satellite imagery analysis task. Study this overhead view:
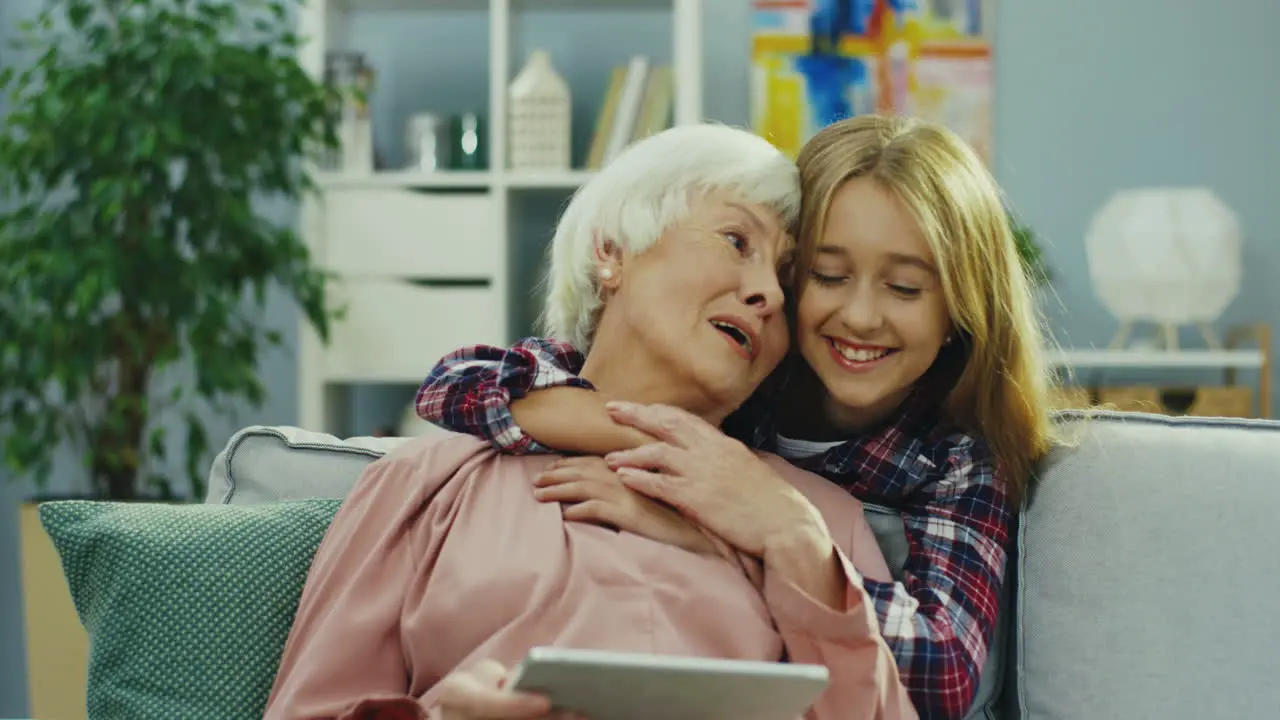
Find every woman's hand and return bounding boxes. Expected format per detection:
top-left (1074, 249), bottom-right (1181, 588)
top-left (436, 660), bottom-right (583, 720)
top-left (601, 402), bottom-right (830, 559)
top-left (534, 456), bottom-right (729, 560)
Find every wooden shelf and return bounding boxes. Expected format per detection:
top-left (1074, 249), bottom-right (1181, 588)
top-left (335, 0), bottom-right (673, 10)
top-left (315, 169), bottom-right (600, 191)
top-left (316, 170), bottom-right (493, 190)
top-left (504, 170), bottom-right (597, 189)
top-left (1048, 349), bottom-right (1266, 370)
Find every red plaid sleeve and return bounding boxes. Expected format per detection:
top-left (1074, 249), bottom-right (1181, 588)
top-left (414, 337), bottom-right (590, 454)
top-left (858, 436), bottom-right (1012, 719)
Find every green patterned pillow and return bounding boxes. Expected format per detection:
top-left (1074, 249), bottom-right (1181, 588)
top-left (40, 498), bottom-right (343, 720)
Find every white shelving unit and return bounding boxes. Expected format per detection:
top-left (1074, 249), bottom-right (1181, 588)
top-left (295, 0), bottom-right (704, 434)
top-left (1047, 349), bottom-right (1265, 370)
top-left (1046, 324), bottom-right (1273, 418)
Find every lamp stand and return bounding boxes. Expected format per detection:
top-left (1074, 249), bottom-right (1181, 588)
top-left (1107, 321), bottom-right (1134, 349)
top-left (1197, 322), bottom-right (1223, 349)
top-left (1107, 321), bottom-right (1223, 350)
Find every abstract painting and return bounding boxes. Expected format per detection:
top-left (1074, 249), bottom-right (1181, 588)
top-left (751, 0), bottom-right (995, 163)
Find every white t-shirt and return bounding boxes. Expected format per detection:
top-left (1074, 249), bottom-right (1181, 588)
top-left (774, 434), bottom-right (844, 461)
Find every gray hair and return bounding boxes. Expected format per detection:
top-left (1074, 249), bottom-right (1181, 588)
top-left (540, 123), bottom-right (800, 350)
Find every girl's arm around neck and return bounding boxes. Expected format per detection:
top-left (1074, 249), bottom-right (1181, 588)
top-left (511, 386), bottom-right (655, 455)
top-left (417, 337), bottom-right (636, 454)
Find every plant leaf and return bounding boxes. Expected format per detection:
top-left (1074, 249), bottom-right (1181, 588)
top-left (0, 0), bottom-right (340, 499)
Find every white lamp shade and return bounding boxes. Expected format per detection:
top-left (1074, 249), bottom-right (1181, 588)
top-left (1084, 187), bottom-right (1241, 325)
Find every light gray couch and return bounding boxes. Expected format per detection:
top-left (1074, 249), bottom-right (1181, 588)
top-left (206, 410), bottom-right (1280, 719)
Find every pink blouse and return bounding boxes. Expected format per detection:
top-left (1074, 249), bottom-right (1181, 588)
top-left (264, 434), bottom-right (917, 720)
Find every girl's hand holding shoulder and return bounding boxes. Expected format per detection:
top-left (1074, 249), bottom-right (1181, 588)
top-left (600, 401), bottom-right (829, 558)
top-left (534, 456), bottom-right (734, 562)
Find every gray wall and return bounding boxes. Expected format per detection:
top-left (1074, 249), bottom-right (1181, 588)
top-left (3, 0), bottom-right (1279, 714)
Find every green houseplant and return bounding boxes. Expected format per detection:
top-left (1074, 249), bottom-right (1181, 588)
top-left (1009, 212), bottom-right (1051, 287)
top-left (0, 0), bottom-right (340, 500)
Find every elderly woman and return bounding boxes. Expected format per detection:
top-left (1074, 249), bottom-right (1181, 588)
top-left (263, 124), bottom-right (915, 720)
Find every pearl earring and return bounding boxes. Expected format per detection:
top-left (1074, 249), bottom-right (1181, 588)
top-left (599, 268), bottom-right (613, 281)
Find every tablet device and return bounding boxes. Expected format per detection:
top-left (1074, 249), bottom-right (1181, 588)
top-left (508, 646), bottom-right (829, 720)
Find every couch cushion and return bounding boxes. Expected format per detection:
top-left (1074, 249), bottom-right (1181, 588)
top-left (208, 425), bottom-right (1012, 719)
top-left (41, 498), bottom-right (342, 720)
top-left (205, 425), bottom-right (409, 504)
top-left (1017, 410), bottom-right (1280, 719)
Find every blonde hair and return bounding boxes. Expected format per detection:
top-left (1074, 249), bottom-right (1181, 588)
top-left (793, 115), bottom-right (1057, 502)
top-left (540, 123), bottom-right (800, 350)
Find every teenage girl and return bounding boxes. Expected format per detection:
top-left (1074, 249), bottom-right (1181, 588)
top-left (414, 115), bottom-right (1058, 719)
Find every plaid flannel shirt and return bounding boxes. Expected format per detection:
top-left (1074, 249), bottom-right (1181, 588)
top-left (415, 337), bottom-right (1014, 720)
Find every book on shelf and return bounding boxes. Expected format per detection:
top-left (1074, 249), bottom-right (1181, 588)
top-left (585, 56), bottom-right (674, 170)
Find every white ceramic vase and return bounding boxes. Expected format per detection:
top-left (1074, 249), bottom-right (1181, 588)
top-left (507, 50), bottom-right (572, 170)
